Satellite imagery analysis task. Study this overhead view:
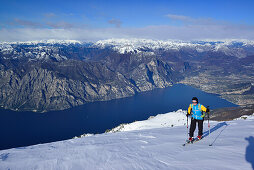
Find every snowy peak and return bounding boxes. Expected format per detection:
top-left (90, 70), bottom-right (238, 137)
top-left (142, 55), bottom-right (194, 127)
top-left (94, 38), bottom-right (200, 54)
top-left (0, 39), bottom-right (82, 45)
top-left (94, 38), bottom-right (254, 56)
top-left (0, 39), bottom-right (84, 61)
top-left (1, 38), bottom-right (254, 61)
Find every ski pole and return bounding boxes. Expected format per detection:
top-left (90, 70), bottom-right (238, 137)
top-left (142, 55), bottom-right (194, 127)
top-left (187, 111), bottom-right (189, 140)
top-left (207, 106), bottom-right (212, 146)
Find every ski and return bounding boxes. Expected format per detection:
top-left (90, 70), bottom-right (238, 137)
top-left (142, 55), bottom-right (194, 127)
top-left (193, 138), bottom-right (202, 143)
top-left (182, 140), bottom-right (193, 146)
top-left (192, 137), bottom-right (212, 146)
top-left (182, 138), bottom-right (202, 146)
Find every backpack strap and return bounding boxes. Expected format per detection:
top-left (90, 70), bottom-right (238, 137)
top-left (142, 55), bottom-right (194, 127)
top-left (198, 104), bottom-right (201, 111)
top-left (191, 104), bottom-right (201, 111)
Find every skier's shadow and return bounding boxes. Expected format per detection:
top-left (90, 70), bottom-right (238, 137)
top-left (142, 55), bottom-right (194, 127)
top-left (245, 136), bottom-right (254, 170)
top-left (202, 122), bottom-right (228, 145)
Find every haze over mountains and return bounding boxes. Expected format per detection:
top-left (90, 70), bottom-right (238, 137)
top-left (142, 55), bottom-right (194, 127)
top-left (1, 38), bottom-right (254, 112)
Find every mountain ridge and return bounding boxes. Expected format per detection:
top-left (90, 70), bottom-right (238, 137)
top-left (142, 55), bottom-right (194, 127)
top-left (1, 38), bottom-right (254, 112)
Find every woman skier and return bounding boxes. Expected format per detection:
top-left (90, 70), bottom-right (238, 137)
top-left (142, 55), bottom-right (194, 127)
top-left (187, 97), bottom-right (209, 142)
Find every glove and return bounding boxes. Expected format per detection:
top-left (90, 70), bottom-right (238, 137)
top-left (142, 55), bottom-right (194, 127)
top-left (206, 108), bottom-right (210, 113)
top-left (186, 113), bottom-right (190, 117)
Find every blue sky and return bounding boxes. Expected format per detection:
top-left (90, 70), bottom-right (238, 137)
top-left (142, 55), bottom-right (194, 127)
top-left (1, 0), bottom-right (254, 41)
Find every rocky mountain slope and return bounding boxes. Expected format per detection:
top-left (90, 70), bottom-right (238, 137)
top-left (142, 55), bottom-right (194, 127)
top-left (1, 39), bottom-right (254, 112)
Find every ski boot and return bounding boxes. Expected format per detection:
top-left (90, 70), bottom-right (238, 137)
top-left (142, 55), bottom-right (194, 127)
top-left (197, 135), bottom-right (202, 140)
top-left (187, 137), bottom-right (194, 143)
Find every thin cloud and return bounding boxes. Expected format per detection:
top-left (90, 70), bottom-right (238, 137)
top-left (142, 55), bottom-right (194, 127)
top-left (166, 14), bottom-right (192, 22)
top-left (6, 18), bottom-right (84, 29)
top-left (11, 18), bottom-right (43, 28)
top-left (165, 14), bottom-right (224, 26)
top-left (46, 21), bottom-right (74, 29)
top-left (108, 19), bottom-right (122, 28)
top-left (1, 15), bottom-right (254, 42)
top-left (44, 12), bottom-right (56, 18)
top-left (1, 23), bottom-right (254, 42)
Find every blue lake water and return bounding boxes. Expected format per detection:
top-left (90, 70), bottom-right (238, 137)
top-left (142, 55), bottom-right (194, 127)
top-left (0, 84), bottom-right (237, 150)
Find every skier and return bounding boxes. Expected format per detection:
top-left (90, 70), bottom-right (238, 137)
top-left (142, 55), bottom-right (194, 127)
top-left (186, 97), bottom-right (209, 142)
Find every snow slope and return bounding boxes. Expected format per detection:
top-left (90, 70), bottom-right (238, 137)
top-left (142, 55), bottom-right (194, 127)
top-left (0, 112), bottom-right (254, 170)
top-left (108, 109), bottom-right (191, 132)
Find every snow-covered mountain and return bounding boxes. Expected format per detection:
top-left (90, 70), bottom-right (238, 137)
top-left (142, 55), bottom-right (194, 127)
top-left (0, 110), bottom-right (253, 170)
top-left (0, 39), bottom-right (82, 45)
top-left (94, 38), bottom-right (254, 57)
top-left (0, 39), bottom-right (84, 61)
top-left (1, 38), bottom-right (254, 61)
top-left (1, 38), bottom-right (254, 112)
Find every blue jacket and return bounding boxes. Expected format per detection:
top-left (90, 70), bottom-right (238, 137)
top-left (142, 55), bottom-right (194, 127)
top-left (188, 103), bottom-right (207, 120)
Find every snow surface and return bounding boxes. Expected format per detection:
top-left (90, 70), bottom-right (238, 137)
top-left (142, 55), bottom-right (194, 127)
top-left (108, 109), bottom-right (195, 132)
top-left (0, 111), bottom-right (254, 170)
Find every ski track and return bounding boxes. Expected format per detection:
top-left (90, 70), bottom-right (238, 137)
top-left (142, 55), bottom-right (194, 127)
top-left (0, 116), bottom-right (254, 169)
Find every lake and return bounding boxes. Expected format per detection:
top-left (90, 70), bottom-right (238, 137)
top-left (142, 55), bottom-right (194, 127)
top-left (0, 84), bottom-right (237, 150)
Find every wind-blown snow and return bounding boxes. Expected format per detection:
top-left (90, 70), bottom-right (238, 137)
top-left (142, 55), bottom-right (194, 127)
top-left (0, 111), bottom-right (254, 170)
